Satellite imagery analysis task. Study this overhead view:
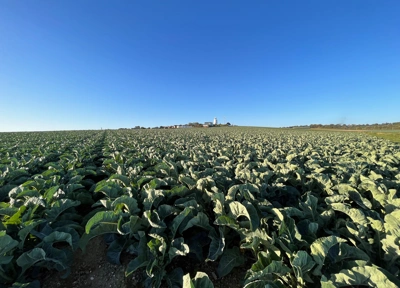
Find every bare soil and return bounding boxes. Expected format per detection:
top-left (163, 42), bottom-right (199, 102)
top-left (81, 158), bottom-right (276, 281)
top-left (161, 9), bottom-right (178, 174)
top-left (41, 237), bottom-right (137, 288)
top-left (41, 237), bottom-right (246, 288)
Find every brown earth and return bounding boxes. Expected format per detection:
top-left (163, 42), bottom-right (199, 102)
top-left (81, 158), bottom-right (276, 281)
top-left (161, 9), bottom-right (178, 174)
top-left (41, 237), bottom-right (137, 288)
top-left (41, 237), bottom-right (246, 288)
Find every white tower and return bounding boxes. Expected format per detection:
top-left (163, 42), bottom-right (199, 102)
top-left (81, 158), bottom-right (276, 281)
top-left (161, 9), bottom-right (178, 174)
top-left (213, 117), bottom-right (218, 125)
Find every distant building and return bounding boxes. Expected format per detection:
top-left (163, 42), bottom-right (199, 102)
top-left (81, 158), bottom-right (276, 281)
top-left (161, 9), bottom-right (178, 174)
top-left (213, 117), bottom-right (218, 125)
top-left (204, 122), bottom-right (213, 127)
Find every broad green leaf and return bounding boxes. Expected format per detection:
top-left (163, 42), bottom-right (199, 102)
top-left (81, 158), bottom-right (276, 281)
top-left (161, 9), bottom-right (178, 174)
top-left (46, 199), bottom-right (80, 223)
top-left (179, 175), bottom-right (197, 190)
top-left (143, 210), bottom-right (167, 229)
top-left (16, 248), bottom-right (46, 273)
top-left (193, 272), bottom-right (214, 288)
top-left (142, 188), bottom-right (163, 210)
top-left (330, 203), bottom-right (368, 226)
top-left (157, 204), bottom-right (178, 220)
top-left (112, 195), bottom-right (140, 215)
top-left (384, 210), bottom-right (400, 240)
top-left (166, 267), bottom-right (184, 288)
top-left (214, 215), bottom-right (239, 229)
top-left (211, 193), bottom-right (225, 216)
top-left (244, 280), bottom-right (285, 288)
top-left (291, 250), bottom-right (315, 284)
top-left (94, 181), bottom-right (123, 199)
top-left (170, 207), bottom-right (192, 238)
top-left (79, 211), bottom-right (120, 251)
top-left (244, 260), bottom-right (291, 285)
top-left (43, 231), bottom-right (73, 248)
top-left (226, 185), bottom-right (240, 202)
top-left (336, 242), bottom-right (370, 262)
top-left (207, 227), bottom-right (225, 261)
top-left (0, 231), bottom-right (19, 255)
top-left (243, 200), bottom-right (260, 231)
top-left (217, 247), bottom-right (245, 278)
top-left (181, 212), bottom-right (212, 232)
top-left (310, 236), bottom-right (347, 275)
top-left (169, 237), bottom-right (189, 261)
top-left (126, 232), bottom-right (149, 276)
top-left (250, 250), bottom-right (280, 272)
top-left (5, 206), bottom-right (27, 225)
top-left (298, 193), bottom-right (319, 221)
top-left (109, 174), bottom-right (130, 186)
top-left (183, 273), bottom-right (195, 288)
top-left (321, 265), bottom-right (400, 288)
top-left (107, 238), bottom-right (126, 265)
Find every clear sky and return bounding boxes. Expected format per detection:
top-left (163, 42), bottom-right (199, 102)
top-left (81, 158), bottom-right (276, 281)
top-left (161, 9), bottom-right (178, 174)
top-left (1, 1), bottom-right (399, 131)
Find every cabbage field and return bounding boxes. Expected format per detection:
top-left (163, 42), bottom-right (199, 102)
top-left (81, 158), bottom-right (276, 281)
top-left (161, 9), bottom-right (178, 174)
top-left (1, 128), bottom-right (400, 288)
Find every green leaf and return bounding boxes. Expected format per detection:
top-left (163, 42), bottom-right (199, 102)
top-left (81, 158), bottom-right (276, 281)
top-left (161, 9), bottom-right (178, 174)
top-left (244, 280), bottom-right (285, 288)
top-left (217, 247), bottom-right (245, 278)
top-left (183, 273), bottom-right (195, 288)
top-left (207, 227), bottom-right (225, 261)
top-left (132, 215), bottom-right (148, 232)
top-left (5, 206), bottom-right (27, 225)
top-left (384, 210), bottom-right (400, 240)
top-left (321, 265), bottom-right (400, 288)
top-left (0, 231), bottom-right (19, 255)
top-left (16, 248), bottom-right (46, 274)
top-left (336, 243), bottom-right (370, 263)
top-left (330, 203), bottom-right (368, 226)
top-left (228, 201), bottom-right (251, 221)
top-left (183, 272), bottom-right (214, 288)
top-left (168, 237), bottom-right (189, 261)
top-left (126, 232), bottom-right (149, 276)
top-left (43, 231), bottom-right (73, 248)
top-left (0, 207), bottom-right (18, 216)
top-left (107, 238), bottom-right (126, 265)
top-left (310, 236), bottom-right (347, 275)
top-left (291, 250), bottom-right (315, 285)
top-left (112, 195), bottom-right (140, 215)
top-left (250, 250), bottom-right (280, 272)
top-left (157, 204), bottom-right (178, 220)
top-left (244, 260), bottom-right (291, 285)
top-left (46, 199), bottom-right (80, 223)
top-left (166, 268), bottom-right (184, 288)
top-left (166, 185), bottom-right (190, 198)
top-left (211, 193), bottom-right (225, 216)
top-left (79, 211), bottom-right (120, 251)
top-left (182, 212), bottom-right (212, 232)
top-left (170, 207), bottom-right (192, 238)
top-left (214, 215), bottom-right (239, 229)
top-left (226, 185), bottom-right (240, 202)
top-left (243, 200), bottom-right (260, 231)
top-left (193, 272), bottom-right (214, 288)
top-left (142, 188), bottom-right (164, 210)
top-left (179, 175), bottom-right (197, 190)
top-left (144, 210), bottom-right (167, 229)
top-left (298, 193), bottom-right (319, 221)
top-left (94, 181), bottom-right (123, 199)
top-left (109, 174), bottom-right (131, 186)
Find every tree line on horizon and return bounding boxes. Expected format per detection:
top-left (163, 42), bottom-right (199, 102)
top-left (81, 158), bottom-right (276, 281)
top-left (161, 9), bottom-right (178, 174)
top-left (286, 122), bottom-right (400, 130)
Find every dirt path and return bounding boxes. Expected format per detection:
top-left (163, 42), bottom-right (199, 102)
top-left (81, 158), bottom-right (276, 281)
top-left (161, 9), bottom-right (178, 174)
top-left (40, 237), bottom-right (246, 288)
top-left (41, 237), bottom-right (137, 288)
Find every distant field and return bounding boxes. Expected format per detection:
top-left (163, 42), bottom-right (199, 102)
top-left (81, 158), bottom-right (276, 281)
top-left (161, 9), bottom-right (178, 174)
top-left (366, 131), bottom-right (400, 143)
top-left (308, 128), bottom-right (400, 143)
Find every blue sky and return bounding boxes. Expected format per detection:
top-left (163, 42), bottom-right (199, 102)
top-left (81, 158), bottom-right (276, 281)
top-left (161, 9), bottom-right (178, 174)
top-left (1, 1), bottom-right (399, 131)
